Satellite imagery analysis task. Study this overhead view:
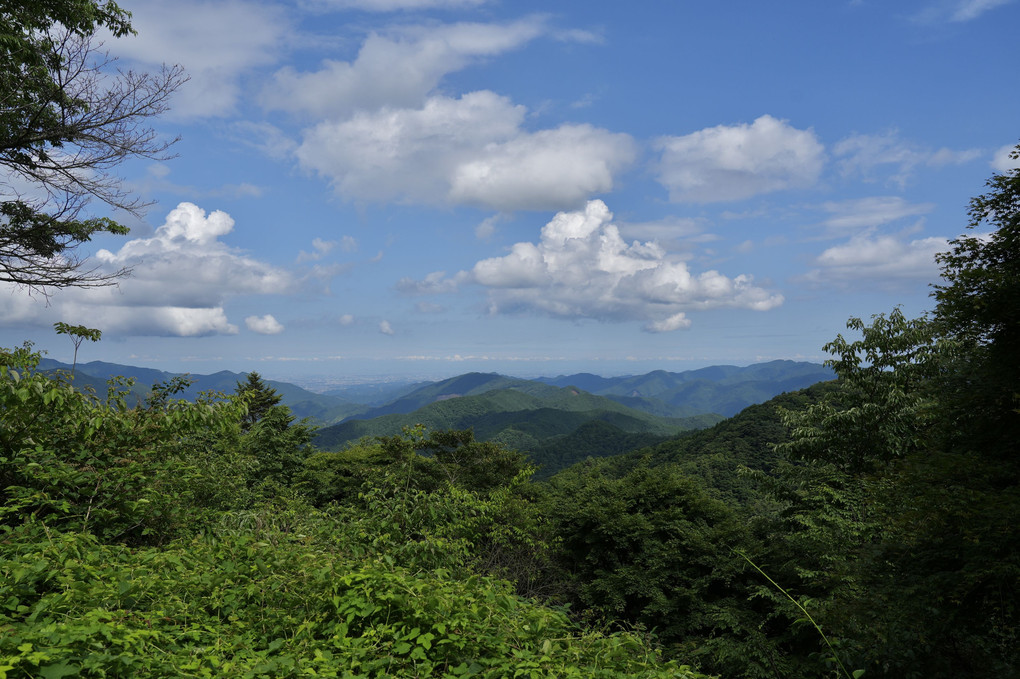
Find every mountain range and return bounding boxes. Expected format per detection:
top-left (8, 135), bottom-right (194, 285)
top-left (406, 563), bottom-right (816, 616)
top-left (37, 358), bottom-right (367, 424)
top-left (36, 358), bottom-right (833, 471)
top-left (535, 361), bottom-right (834, 417)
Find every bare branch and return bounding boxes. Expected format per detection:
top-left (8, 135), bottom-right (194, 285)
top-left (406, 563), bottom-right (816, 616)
top-left (0, 14), bottom-right (187, 291)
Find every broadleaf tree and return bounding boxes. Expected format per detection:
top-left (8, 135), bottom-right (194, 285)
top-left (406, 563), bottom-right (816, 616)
top-left (768, 141), bottom-right (1020, 677)
top-left (53, 320), bottom-right (101, 379)
top-left (932, 141), bottom-right (1020, 457)
top-left (0, 0), bottom-right (187, 290)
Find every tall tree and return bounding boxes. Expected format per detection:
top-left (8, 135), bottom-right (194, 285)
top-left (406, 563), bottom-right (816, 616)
top-left (769, 144), bottom-right (1020, 676)
top-left (234, 371), bottom-right (282, 431)
top-left (0, 0), bottom-right (186, 290)
top-left (53, 321), bottom-right (101, 380)
top-left (932, 141), bottom-right (1020, 457)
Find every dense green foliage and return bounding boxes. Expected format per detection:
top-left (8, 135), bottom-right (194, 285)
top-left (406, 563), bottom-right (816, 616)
top-left (760, 147), bottom-right (1020, 677)
top-left (537, 395), bottom-right (847, 678)
top-left (235, 372), bottom-right (284, 430)
top-left (526, 420), bottom-right (673, 480)
top-left (1, 346), bottom-right (709, 678)
top-left (592, 385), bottom-right (835, 500)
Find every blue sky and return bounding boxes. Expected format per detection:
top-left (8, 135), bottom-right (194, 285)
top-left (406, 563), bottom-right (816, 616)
top-left (3, 0), bottom-right (1018, 381)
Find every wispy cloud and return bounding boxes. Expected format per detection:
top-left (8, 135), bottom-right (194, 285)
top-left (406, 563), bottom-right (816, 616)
top-left (834, 131), bottom-right (981, 186)
top-left (992, 143), bottom-right (1020, 172)
top-left (109, 0), bottom-right (291, 118)
top-left (949, 0), bottom-right (1014, 21)
top-left (297, 237), bottom-right (338, 262)
top-left (305, 0), bottom-right (490, 12)
top-left (817, 197), bottom-right (935, 235)
top-left (261, 18), bottom-right (549, 118)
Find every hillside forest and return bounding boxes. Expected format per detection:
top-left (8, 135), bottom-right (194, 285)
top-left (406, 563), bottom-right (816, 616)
top-left (2, 144), bottom-right (1018, 677)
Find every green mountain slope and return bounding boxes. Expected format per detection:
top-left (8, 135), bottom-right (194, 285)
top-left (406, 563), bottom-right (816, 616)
top-left (314, 384), bottom-right (709, 452)
top-left (36, 362), bottom-right (151, 404)
top-left (345, 372), bottom-right (565, 420)
top-left (527, 419), bottom-right (690, 479)
top-left (551, 381), bottom-right (837, 503)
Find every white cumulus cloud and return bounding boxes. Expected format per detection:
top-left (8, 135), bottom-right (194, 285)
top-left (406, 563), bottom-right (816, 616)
top-left (297, 91), bottom-right (523, 204)
top-left (448, 124), bottom-right (636, 211)
top-left (0, 202), bottom-right (293, 336)
top-left (655, 115), bottom-right (825, 203)
top-left (246, 314), bottom-right (284, 334)
top-left (296, 92), bottom-right (634, 210)
top-left (379, 320), bottom-right (395, 335)
top-left (403, 200), bottom-right (782, 332)
top-left (274, 19), bottom-right (635, 212)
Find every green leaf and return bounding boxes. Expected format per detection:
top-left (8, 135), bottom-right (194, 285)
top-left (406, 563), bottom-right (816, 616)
top-left (39, 662), bottom-right (78, 679)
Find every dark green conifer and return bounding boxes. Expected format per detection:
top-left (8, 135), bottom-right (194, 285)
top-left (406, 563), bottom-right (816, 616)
top-left (235, 371), bottom-right (282, 431)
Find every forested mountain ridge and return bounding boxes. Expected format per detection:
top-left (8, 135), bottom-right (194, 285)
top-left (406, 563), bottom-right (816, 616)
top-left (325, 360), bottom-right (835, 423)
top-left (37, 358), bottom-right (834, 426)
top-left (537, 360), bottom-right (835, 416)
top-left (585, 382), bottom-right (838, 485)
top-left (38, 357), bottom-right (369, 424)
top-left (313, 383), bottom-right (721, 453)
top-left (36, 357), bottom-right (835, 482)
top-left (341, 372), bottom-right (554, 420)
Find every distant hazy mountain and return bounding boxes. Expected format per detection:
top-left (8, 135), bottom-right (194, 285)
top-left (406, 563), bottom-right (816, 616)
top-left (33, 360), bottom-right (152, 403)
top-left (36, 358), bottom-right (366, 425)
top-left (343, 373), bottom-right (564, 421)
top-left (32, 358), bottom-right (833, 433)
top-left (536, 360), bottom-right (834, 417)
top-left (314, 382), bottom-right (718, 452)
